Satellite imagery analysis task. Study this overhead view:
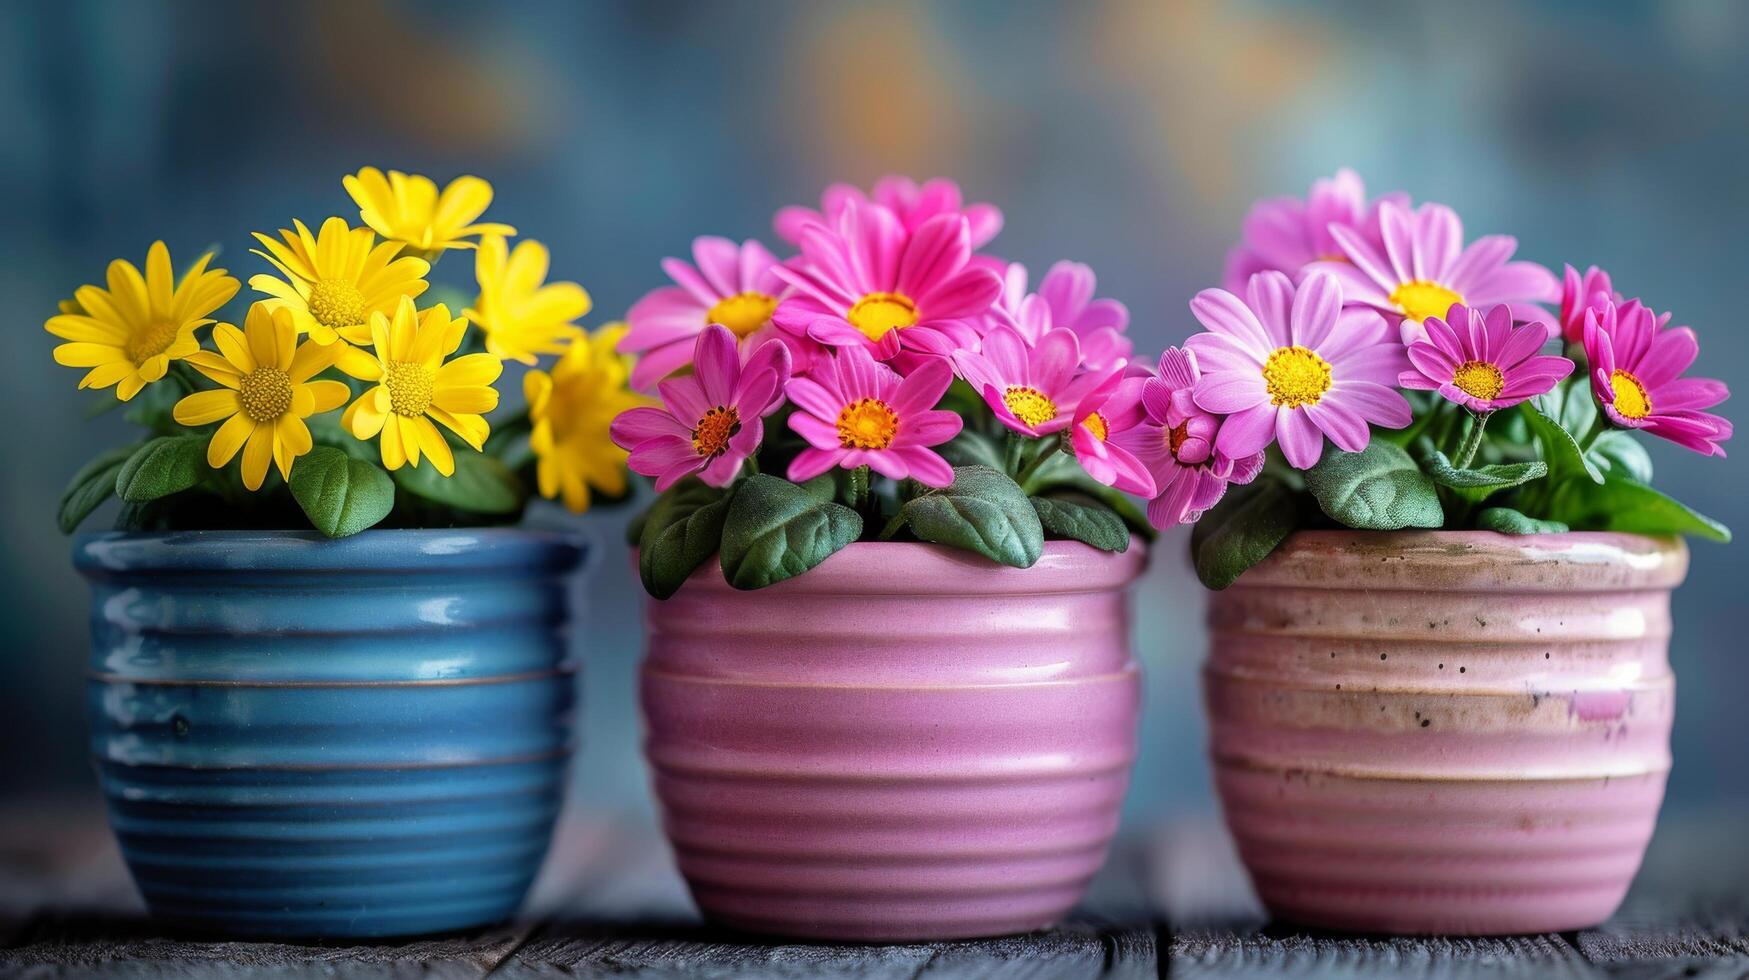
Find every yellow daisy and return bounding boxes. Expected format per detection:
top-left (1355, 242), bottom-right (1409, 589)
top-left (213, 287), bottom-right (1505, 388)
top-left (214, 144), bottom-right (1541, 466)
top-left (463, 235), bottom-right (591, 365)
top-left (525, 324), bottom-right (647, 513)
top-left (46, 242), bottom-right (240, 400)
top-left (339, 296), bottom-right (503, 475)
top-left (250, 217), bottom-right (430, 347)
top-left (172, 303), bottom-right (351, 491)
top-left (342, 167), bottom-right (516, 257)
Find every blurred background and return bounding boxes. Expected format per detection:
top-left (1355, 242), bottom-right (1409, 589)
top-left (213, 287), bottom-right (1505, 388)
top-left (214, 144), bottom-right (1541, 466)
top-left (4, 0), bottom-right (1745, 832)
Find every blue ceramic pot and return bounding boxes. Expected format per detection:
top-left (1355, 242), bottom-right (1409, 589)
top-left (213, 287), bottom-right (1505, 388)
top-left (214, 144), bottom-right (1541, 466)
top-left (74, 528), bottom-right (587, 938)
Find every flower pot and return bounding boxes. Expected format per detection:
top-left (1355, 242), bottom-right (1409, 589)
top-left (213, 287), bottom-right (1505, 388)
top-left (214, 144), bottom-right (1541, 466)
top-left (640, 541), bottom-right (1147, 941)
top-left (1204, 530), bottom-right (1687, 935)
top-left (75, 528), bottom-right (586, 939)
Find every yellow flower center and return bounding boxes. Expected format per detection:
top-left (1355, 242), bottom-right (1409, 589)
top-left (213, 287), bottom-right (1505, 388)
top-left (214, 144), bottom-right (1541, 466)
top-left (308, 278), bottom-right (367, 329)
top-left (1451, 359), bottom-right (1504, 402)
top-left (1083, 412), bottom-right (1109, 441)
top-left (239, 367), bottom-right (294, 422)
top-left (1389, 279), bottom-right (1465, 324)
top-left (384, 360), bottom-right (435, 417)
top-left (846, 292), bottom-right (919, 341)
top-left (1003, 386), bottom-right (1059, 428)
top-left (705, 291), bottom-right (779, 339)
top-left (691, 406), bottom-right (741, 458)
top-left (126, 318), bottom-right (180, 363)
top-left (1610, 370), bottom-right (1652, 419)
top-left (1262, 345), bottom-right (1333, 408)
top-left (836, 397), bottom-right (899, 449)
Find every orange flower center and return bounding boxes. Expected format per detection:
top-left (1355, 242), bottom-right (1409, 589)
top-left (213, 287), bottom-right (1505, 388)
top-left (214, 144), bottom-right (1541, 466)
top-left (836, 397), bottom-right (899, 449)
top-left (1610, 370), bottom-right (1652, 419)
top-left (692, 406), bottom-right (741, 458)
top-left (1083, 412), bottom-right (1109, 441)
top-left (239, 367), bottom-right (294, 422)
top-left (1452, 360), bottom-right (1504, 401)
top-left (705, 291), bottom-right (778, 338)
top-left (1003, 386), bottom-right (1058, 428)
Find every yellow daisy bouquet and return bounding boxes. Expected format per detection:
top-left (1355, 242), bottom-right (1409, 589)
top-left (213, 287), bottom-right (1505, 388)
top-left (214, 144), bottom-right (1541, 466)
top-left (49, 169), bottom-right (645, 537)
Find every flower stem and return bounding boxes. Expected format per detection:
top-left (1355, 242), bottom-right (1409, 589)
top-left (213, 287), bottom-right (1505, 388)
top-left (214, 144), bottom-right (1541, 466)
top-left (1013, 434), bottom-right (1062, 492)
top-left (877, 512), bottom-right (908, 541)
top-left (1577, 413), bottom-right (1608, 454)
top-left (1453, 411), bottom-right (1492, 469)
top-left (851, 465), bottom-right (870, 511)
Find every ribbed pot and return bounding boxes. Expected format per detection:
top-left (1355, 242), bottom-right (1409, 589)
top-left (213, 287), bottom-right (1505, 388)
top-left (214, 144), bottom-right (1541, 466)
top-left (75, 528), bottom-right (586, 939)
top-left (640, 541), bottom-right (1147, 942)
top-left (1204, 531), bottom-right (1686, 935)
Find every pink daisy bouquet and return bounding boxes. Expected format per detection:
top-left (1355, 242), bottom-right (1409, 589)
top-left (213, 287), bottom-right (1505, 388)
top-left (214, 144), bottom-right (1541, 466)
top-left (613, 172), bottom-right (1731, 597)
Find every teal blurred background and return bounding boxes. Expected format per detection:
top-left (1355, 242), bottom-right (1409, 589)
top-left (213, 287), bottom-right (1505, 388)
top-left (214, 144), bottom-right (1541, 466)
top-left (4, 0), bottom-right (1745, 826)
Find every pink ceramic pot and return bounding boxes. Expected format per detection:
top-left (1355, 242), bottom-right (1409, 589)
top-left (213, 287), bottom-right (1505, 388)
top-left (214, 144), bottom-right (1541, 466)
top-left (640, 541), bottom-right (1147, 941)
top-left (1205, 531), bottom-right (1688, 935)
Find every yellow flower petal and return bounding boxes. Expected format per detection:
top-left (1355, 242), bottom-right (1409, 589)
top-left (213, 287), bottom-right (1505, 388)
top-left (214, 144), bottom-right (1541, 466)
top-left (436, 352), bottom-right (503, 388)
top-left (174, 389), bottom-right (242, 426)
top-left (212, 323), bottom-right (256, 374)
top-left (398, 415), bottom-right (423, 467)
top-left (53, 342), bottom-right (126, 368)
top-left (431, 384), bottom-right (498, 415)
top-left (380, 410), bottom-right (407, 469)
top-left (241, 421), bottom-right (275, 490)
top-left (304, 379), bottom-right (351, 414)
top-left (344, 389), bottom-right (388, 439)
top-left (415, 417), bottom-right (455, 476)
top-left (185, 351), bottom-right (243, 389)
top-left (208, 413), bottom-right (255, 467)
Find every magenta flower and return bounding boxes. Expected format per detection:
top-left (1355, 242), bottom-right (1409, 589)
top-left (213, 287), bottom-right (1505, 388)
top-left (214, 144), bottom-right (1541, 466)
top-left (991, 261), bottom-right (1133, 370)
top-left (1187, 271), bottom-right (1412, 469)
top-left (610, 324), bottom-right (791, 490)
top-left (1559, 264), bottom-right (1623, 346)
top-left (1309, 200), bottom-right (1558, 345)
top-left (785, 344), bottom-right (962, 487)
top-left (772, 201), bottom-right (1002, 364)
top-left (1070, 376), bottom-right (1156, 496)
top-left (1222, 168), bottom-right (1409, 292)
top-left (619, 236), bottom-right (810, 390)
top-left (774, 175), bottom-right (1003, 251)
top-left (1583, 300), bottom-right (1731, 457)
top-left (954, 324), bottom-right (1123, 438)
top-left (1111, 348), bottom-right (1264, 530)
top-left (1399, 303), bottom-right (1573, 412)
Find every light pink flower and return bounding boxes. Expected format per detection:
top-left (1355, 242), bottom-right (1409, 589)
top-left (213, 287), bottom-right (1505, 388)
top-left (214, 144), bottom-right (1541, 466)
top-left (1187, 271), bottom-right (1412, 469)
top-left (785, 344), bottom-right (962, 487)
top-left (990, 261), bottom-right (1132, 370)
top-left (953, 324), bottom-right (1123, 438)
top-left (1558, 264), bottom-right (1625, 346)
top-left (772, 201), bottom-right (1002, 364)
top-left (1583, 300), bottom-right (1731, 457)
top-left (610, 324), bottom-right (791, 490)
top-left (1309, 200), bottom-right (1559, 345)
top-left (1070, 376), bottom-right (1156, 496)
top-left (1222, 168), bottom-right (1409, 292)
top-left (1399, 303), bottom-right (1573, 412)
top-left (1111, 348), bottom-right (1265, 529)
top-left (774, 175), bottom-right (1003, 251)
top-left (619, 236), bottom-right (810, 390)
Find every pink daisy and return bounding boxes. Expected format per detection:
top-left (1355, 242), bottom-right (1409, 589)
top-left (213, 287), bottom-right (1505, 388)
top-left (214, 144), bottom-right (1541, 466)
top-left (785, 344), bottom-right (962, 487)
top-left (1222, 168), bottom-right (1409, 292)
top-left (990, 261), bottom-right (1133, 370)
top-left (1558, 264), bottom-right (1624, 346)
top-left (1310, 200), bottom-right (1559, 345)
top-left (619, 236), bottom-right (807, 390)
top-left (772, 201), bottom-right (1002, 363)
top-left (1069, 376), bottom-right (1156, 497)
top-left (1583, 300), bottom-right (1731, 457)
top-left (774, 175), bottom-right (1003, 251)
top-left (953, 324), bottom-right (1124, 438)
top-left (1399, 303), bottom-right (1574, 412)
top-left (610, 324), bottom-right (791, 490)
top-left (1110, 347), bottom-right (1265, 530)
top-left (1187, 271), bottom-right (1412, 469)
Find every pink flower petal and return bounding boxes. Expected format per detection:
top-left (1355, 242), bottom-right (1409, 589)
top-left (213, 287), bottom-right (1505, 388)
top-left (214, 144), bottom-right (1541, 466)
top-left (1190, 287), bottom-right (1273, 357)
top-left (1276, 405), bottom-right (1325, 468)
top-left (897, 214), bottom-right (970, 299)
top-left (1215, 402), bottom-right (1279, 459)
top-left (1246, 271), bottom-right (1296, 348)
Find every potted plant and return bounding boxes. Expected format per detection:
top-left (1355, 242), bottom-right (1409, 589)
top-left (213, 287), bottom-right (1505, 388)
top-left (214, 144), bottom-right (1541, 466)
top-left (1183, 170), bottom-right (1731, 934)
top-left (49, 169), bottom-right (640, 938)
top-left (613, 178), bottom-right (1167, 941)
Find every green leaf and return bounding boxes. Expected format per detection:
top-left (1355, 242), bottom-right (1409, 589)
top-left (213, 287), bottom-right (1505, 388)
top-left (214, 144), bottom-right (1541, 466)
top-left (1589, 431), bottom-right (1654, 484)
top-left (392, 451), bottom-right (525, 515)
top-left (289, 447), bottom-right (396, 538)
top-left (718, 474), bottom-right (862, 590)
top-left (1303, 440), bottom-right (1443, 530)
top-left (899, 465), bottom-right (1044, 568)
top-left (115, 435), bottom-right (210, 503)
top-left (1032, 494), bottom-right (1130, 553)
top-left (1190, 478), bottom-right (1299, 590)
top-left (1523, 396), bottom-right (1603, 485)
top-left (308, 411), bottom-right (378, 462)
top-left (58, 443), bottom-right (141, 533)
top-left (638, 479), bottom-right (736, 600)
top-left (1022, 453), bottom-right (1156, 538)
top-left (938, 429), bottom-right (1006, 471)
top-left (1475, 507), bottom-right (1569, 535)
top-left (1420, 450), bottom-right (1548, 504)
top-left (1548, 475), bottom-right (1730, 542)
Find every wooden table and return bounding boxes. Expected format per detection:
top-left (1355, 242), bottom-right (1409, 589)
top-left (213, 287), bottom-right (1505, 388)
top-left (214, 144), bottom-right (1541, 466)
top-left (3, 798), bottom-right (1745, 978)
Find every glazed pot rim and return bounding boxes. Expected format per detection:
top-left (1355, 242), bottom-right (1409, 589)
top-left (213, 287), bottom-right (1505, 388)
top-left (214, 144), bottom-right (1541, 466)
top-left (666, 539), bottom-right (1149, 598)
top-left (73, 526), bottom-right (590, 577)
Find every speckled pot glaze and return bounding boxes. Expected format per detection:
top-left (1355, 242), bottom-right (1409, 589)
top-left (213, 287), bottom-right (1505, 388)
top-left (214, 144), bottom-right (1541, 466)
top-left (640, 541), bottom-right (1147, 942)
top-left (1204, 531), bottom-right (1687, 936)
top-left (75, 529), bottom-right (586, 939)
